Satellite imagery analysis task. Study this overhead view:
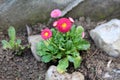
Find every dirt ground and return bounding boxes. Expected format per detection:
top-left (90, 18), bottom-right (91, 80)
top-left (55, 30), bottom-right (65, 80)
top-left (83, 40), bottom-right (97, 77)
top-left (0, 17), bottom-right (120, 80)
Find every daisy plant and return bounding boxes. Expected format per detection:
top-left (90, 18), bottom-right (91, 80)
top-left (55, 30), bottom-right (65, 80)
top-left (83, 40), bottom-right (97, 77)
top-left (36, 9), bottom-right (90, 73)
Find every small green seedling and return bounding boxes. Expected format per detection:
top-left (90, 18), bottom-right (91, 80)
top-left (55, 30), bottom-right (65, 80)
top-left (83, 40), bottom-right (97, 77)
top-left (1, 26), bottom-right (25, 55)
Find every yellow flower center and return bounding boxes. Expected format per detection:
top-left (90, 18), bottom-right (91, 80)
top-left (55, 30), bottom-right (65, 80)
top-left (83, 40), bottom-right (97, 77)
top-left (62, 23), bottom-right (67, 29)
top-left (44, 32), bottom-right (48, 36)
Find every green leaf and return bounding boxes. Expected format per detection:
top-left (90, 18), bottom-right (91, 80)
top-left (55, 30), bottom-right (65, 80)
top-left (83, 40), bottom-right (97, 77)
top-left (16, 39), bottom-right (21, 45)
top-left (67, 55), bottom-right (74, 62)
top-left (68, 55), bottom-right (82, 69)
top-left (1, 40), bottom-right (12, 49)
top-left (66, 51), bottom-right (71, 55)
top-left (20, 46), bottom-right (25, 50)
top-left (36, 41), bottom-right (50, 56)
top-left (18, 44), bottom-right (25, 50)
top-left (37, 50), bottom-right (49, 56)
top-left (70, 25), bottom-right (76, 37)
top-left (65, 47), bottom-right (77, 56)
top-left (9, 40), bottom-right (15, 48)
top-left (59, 45), bottom-right (65, 51)
top-left (66, 40), bottom-right (73, 50)
top-left (51, 28), bottom-right (56, 37)
top-left (75, 26), bottom-right (84, 38)
top-left (41, 54), bottom-right (52, 63)
top-left (47, 45), bottom-right (54, 52)
top-left (71, 25), bottom-right (76, 33)
top-left (74, 38), bottom-right (80, 43)
top-left (77, 40), bottom-right (90, 50)
top-left (73, 56), bottom-right (82, 69)
top-left (57, 58), bottom-right (69, 73)
top-left (76, 26), bottom-right (84, 35)
top-left (36, 41), bottom-right (46, 50)
top-left (59, 36), bottom-right (64, 42)
top-left (8, 26), bottom-right (16, 41)
top-left (36, 42), bottom-right (42, 50)
top-left (55, 53), bottom-right (62, 59)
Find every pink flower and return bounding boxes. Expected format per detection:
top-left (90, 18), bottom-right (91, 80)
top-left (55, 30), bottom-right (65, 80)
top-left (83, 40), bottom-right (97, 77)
top-left (69, 17), bottom-right (74, 23)
top-left (54, 18), bottom-right (73, 33)
top-left (41, 28), bottom-right (52, 40)
top-left (50, 9), bottom-right (62, 18)
top-left (82, 32), bottom-right (85, 38)
top-left (53, 21), bottom-right (58, 27)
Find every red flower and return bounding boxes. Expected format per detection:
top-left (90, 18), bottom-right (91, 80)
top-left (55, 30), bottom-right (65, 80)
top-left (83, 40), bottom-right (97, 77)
top-left (54, 18), bottom-right (73, 33)
top-left (41, 28), bottom-right (52, 40)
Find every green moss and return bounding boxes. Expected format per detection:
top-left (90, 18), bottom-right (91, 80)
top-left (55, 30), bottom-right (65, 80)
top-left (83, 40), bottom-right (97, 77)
top-left (97, 13), bottom-right (106, 20)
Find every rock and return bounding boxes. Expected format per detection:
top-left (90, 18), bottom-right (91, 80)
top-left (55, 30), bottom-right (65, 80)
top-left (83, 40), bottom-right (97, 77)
top-left (67, 0), bottom-right (120, 20)
top-left (103, 70), bottom-right (120, 80)
top-left (0, 0), bottom-right (120, 30)
top-left (71, 72), bottom-right (84, 80)
top-left (90, 19), bottom-right (120, 57)
top-left (28, 35), bottom-right (42, 61)
top-left (102, 60), bottom-right (120, 80)
top-left (45, 65), bottom-right (84, 80)
top-left (45, 66), bottom-right (71, 80)
top-left (0, 0), bottom-right (81, 30)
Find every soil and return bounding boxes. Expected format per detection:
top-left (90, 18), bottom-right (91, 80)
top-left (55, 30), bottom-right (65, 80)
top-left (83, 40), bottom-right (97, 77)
top-left (0, 17), bottom-right (120, 80)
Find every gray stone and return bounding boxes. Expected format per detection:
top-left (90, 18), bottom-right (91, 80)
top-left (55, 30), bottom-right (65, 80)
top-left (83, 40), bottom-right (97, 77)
top-left (28, 35), bottom-right (42, 61)
top-left (71, 72), bottom-right (84, 80)
top-left (0, 0), bottom-right (81, 29)
top-left (90, 19), bottom-right (120, 57)
top-left (45, 65), bottom-right (84, 80)
top-left (102, 60), bottom-right (120, 80)
top-left (0, 0), bottom-right (120, 30)
top-left (67, 0), bottom-right (120, 20)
